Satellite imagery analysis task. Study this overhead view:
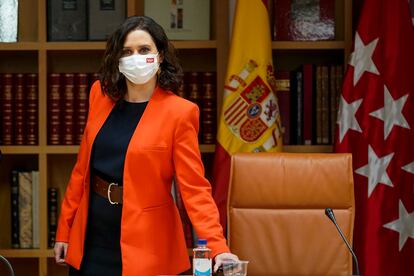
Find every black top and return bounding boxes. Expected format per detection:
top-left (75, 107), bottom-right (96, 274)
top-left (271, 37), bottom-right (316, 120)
top-left (90, 100), bottom-right (148, 184)
top-left (73, 101), bottom-right (148, 275)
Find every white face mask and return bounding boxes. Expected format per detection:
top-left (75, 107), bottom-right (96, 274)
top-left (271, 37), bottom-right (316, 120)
top-left (118, 53), bottom-right (159, 85)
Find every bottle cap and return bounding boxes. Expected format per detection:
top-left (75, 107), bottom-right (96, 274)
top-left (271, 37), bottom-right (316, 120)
top-left (197, 239), bottom-right (207, 245)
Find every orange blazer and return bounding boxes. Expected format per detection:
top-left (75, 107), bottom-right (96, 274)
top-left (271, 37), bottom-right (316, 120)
top-left (56, 81), bottom-right (229, 275)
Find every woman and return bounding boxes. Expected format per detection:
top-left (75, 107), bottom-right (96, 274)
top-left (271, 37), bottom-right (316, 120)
top-left (54, 16), bottom-right (238, 275)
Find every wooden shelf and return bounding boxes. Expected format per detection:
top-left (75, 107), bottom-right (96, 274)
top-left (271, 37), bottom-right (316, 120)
top-left (0, 249), bottom-right (46, 258)
top-left (45, 146), bottom-right (80, 154)
top-left (0, 42), bottom-right (39, 51)
top-left (42, 40), bottom-right (217, 51)
top-left (46, 249), bottom-right (54, 258)
top-left (283, 145), bottom-right (333, 153)
top-left (171, 40), bottom-right (217, 49)
top-left (272, 41), bottom-right (346, 50)
top-left (44, 42), bottom-right (106, 50)
top-left (199, 144), bottom-right (216, 153)
top-left (0, 146), bottom-right (41, 154)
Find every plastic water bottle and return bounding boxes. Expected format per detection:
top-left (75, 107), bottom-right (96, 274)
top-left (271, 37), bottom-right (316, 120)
top-left (193, 239), bottom-right (212, 276)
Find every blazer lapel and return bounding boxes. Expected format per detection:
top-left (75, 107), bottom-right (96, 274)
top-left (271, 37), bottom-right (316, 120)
top-left (126, 86), bottom-right (166, 149)
top-left (88, 93), bottom-right (116, 147)
top-left (83, 92), bottom-right (116, 188)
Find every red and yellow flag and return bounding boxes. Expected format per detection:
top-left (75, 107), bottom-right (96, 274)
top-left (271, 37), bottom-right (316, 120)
top-left (212, 0), bottom-right (283, 231)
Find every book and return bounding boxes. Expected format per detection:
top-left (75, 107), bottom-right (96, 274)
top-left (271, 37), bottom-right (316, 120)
top-left (201, 72), bottom-right (216, 144)
top-left (302, 64), bottom-right (315, 145)
top-left (290, 71), bottom-right (303, 144)
top-left (63, 74), bottom-right (75, 145)
top-left (75, 73), bottom-right (89, 145)
top-left (1, 74), bottom-right (14, 145)
top-left (26, 74), bottom-right (39, 145)
top-left (177, 81), bottom-right (186, 99)
top-left (14, 74), bottom-right (26, 145)
top-left (275, 71), bottom-right (291, 145)
top-left (10, 170), bottom-right (19, 248)
top-left (187, 72), bottom-right (201, 107)
top-left (48, 73), bottom-right (62, 145)
top-left (145, 0), bottom-right (210, 40)
top-left (89, 73), bottom-right (100, 86)
top-left (333, 65), bottom-right (343, 141)
top-left (329, 65), bottom-right (337, 144)
top-left (47, 0), bottom-right (87, 41)
top-left (48, 187), bottom-right (58, 248)
top-left (187, 72), bottom-right (202, 140)
top-left (273, 0), bottom-right (335, 41)
top-left (88, 0), bottom-right (126, 40)
top-left (18, 171), bottom-right (33, 248)
top-left (0, 0), bottom-right (18, 42)
top-left (32, 171), bottom-right (40, 248)
top-left (320, 66), bottom-right (330, 144)
top-left (315, 66), bottom-right (323, 144)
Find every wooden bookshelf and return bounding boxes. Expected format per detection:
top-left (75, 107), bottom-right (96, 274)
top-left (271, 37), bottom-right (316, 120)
top-left (1, 146), bottom-right (41, 154)
top-left (0, 0), bottom-right (353, 275)
top-left (44, 42), bottom-right (106, 50)
top-left (272, 41), bottom-right (346, 50)
top-left (0, 249), bottom-right (46, 258)
top-left (0, 42), bottom-right (40, 51)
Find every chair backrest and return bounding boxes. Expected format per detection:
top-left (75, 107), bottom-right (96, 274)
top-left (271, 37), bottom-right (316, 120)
top-left (227, 152), bottom-right (355, 276)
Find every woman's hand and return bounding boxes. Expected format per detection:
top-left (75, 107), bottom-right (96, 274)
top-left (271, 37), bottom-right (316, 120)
top-left (54, 242), bottom-right (68, 266)
top-left (214, 252), bottom-right (239, 272)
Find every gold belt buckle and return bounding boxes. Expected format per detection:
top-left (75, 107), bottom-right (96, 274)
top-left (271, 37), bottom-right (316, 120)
top-left (107, 183), bottom-right (119, 205)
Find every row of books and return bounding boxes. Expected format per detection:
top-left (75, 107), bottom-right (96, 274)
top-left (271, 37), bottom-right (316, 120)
top-left (10, 170), bottom-right (59, 249)
top-left (47, 73), bottom-right (96, 145)
top-left (178, 72), bottom-right (217, 144)
top-left (48, 0), bottom-right (126, 41)
top-left (276, 64), bottom-right (343, 145)
top-left (9, 170), bottom-right (196, 250)
top-left (2, 0), bottom-right (336, 43)
top-left (10, 170), bottom-right (40, 249)
top-left (0, 71), bottom-right (216, 146)
top-left (48, 188), bottom-right (59, 248)
top-left (47, 71), bottom-right (217, 145)
top-left (51, 0), bottom-right (335, 42)
top-left (0, 73), bottom-right (38, 145)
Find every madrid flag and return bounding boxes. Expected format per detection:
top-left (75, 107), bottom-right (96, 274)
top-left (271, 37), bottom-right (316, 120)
top-left (335, 0), bottom-right (414, 275)
top-left (212, 0), bottom-right (283, 231)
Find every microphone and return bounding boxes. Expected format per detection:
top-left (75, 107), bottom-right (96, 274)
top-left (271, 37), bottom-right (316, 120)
top-left (325, 208), bottom-right (360, 276)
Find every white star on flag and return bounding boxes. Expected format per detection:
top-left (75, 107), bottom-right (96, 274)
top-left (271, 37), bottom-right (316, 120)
top-left (355, 145), bottom-right (394, 197)
top-left (402, 161), bottom-right (414, 174)
top-left (349, 32), bottom-right (380, 86)
top-left (337, 96), bottom-right (363, 143)
top-left (370, 85), bottom-right (410, 139)
top-left (383, 200), bottom-right (414, 251)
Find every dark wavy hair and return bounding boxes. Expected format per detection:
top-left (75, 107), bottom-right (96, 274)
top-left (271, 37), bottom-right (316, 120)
top-left (99, 16), bottom-right (183, 101)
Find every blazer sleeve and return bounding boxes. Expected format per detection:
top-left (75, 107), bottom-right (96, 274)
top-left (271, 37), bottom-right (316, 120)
top-left (172, 103), bottom-right (230, 257)
top-left (55, 81), bottom-right (98, 242)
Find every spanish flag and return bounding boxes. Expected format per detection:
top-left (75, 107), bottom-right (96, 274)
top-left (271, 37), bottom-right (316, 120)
top-left (212, 0), bottom-right (283, 231)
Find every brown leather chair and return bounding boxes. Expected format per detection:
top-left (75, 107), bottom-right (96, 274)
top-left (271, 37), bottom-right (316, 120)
top-left (227, 153), bottom-right (355, 276)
